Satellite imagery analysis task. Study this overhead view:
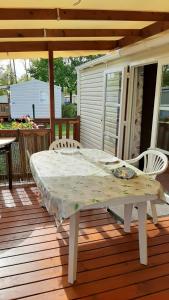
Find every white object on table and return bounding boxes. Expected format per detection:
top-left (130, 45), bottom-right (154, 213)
top-left (98, 157), bottom-right (120, 164)
top-left (30, 149), bottom-right (165, 284)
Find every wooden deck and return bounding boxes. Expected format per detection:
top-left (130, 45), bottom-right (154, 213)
top-left (1, 187), bottom-right (169, 299)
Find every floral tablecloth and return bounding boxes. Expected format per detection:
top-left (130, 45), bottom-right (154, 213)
top-left (30, 149), bottom-right (165, 223)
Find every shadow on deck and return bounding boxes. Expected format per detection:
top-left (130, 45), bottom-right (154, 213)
top-left (0, 186), bottom-right (169, 299)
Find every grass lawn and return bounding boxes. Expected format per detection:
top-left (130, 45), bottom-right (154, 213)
top-left (49, 124), bottom-right (73, 137)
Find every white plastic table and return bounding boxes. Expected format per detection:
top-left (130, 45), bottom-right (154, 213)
top-left (30, 149), bottom-right (164, 284)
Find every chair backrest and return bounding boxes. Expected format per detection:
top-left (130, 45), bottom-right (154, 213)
top-left (141, 149), bottom-right (168, 177)
top-left (49, 138), bottom-right (81, 150)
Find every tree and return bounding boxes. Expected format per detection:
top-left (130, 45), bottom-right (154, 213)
top-left (64, 58), bottom-right (78, 102)
top-left (28, 55), bottom-right (103, 101)
top-left (11, 59), bottom-right (17, 83)
top-left (28, 59), bottom-right (48, 83)
top-left (162, 65), bottom-right (169, 87)
top-left (19, 73), bottom-right (31, 82)
top-left (0, 63), bottom-right (16, 97)
top-left (22, 59), bottom-right (29, 81)
top-left (0, 63), bottom-right (16, 86)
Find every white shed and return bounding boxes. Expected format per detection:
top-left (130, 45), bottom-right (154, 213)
top-left (77, 31), bottom-right (169, 160)
top-left (10, 79), bottom-right (62, 119)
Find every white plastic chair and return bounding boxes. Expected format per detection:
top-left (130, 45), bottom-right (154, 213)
top-left (125, 149), bottom-right (168, 224)
top-left (49, 138), bottom-right (81, 150)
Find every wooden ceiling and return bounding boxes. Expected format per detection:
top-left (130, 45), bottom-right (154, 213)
top-left (0, 8), bottom-right (169, 53)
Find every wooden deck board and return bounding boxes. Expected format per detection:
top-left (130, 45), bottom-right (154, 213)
top-left (0, 186), bottom-right (169, 299)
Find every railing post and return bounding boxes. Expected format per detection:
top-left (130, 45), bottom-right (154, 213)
top-left (73, 116), bottom-right (80, 142)
top-left (48, 50), bottom-right (55, 143)
top-left (77, 116), bottom-right (80, 142)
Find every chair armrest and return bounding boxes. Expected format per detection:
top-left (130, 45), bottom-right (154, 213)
top-left (125, 157), bottom-right (140, 165)
top-left (126, 152), bottom-right (146, 165)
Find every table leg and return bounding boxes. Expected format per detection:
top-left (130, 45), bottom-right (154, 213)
top-left (150, 201), bottom-right (158, 224)
top-left (137, 201), bottom-right (147, 265)
top-left (7, 144), bottom-right (12, 190)
top-left (68, 211), bottom-right (80, 284)
top-left (124, 203), bottom-right (133, 232)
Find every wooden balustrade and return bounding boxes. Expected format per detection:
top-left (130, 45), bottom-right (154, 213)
top-left (0, 128), bottom-right (50, 182)
top-left (34, 116), bottom-right (80, 141)
top-left (0, 117), bottom-right (80, 184)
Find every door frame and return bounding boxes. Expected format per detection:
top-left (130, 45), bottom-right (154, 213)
top-left (102, 65), bottom-right (128, 158)
top-left (150, 57), bottom-right (169, 154)
top-left (102, 58), bottom-right (161, 159)
top-left (128, 61), bottom-right (159, 158)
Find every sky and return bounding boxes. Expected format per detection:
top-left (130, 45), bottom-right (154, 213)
top-left (0, 59), bottom-right (29, 79)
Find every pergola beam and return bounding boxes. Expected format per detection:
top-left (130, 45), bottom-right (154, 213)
top-left (0, 9), bottom-right (169, 21)
top-left (116, 21), bottom-right (169, 48)
top-left (0, 22), bottom-right (169, 53)
top-left (0, 41), bottom-right (118, 52)
top-left (0, 29), bottom-right (141, 38)
top-left (59, 9), bottom-right (169, 22)
top-left (0, 10), bottom-right (169, 54)
top-left (141, 21), bottom-right (169, 37)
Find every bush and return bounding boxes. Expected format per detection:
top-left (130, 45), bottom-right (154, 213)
top-left (0, 117), bottom-right (38, 129)
top-left (62, 103), bottom-right (77, 118)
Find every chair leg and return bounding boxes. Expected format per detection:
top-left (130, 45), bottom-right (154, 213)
top-left (124, 204), bottom-right (133, 232)
top-left (150, 201), bottom-right (158, 224)
top-left (137, 201), bottom-right (147, 265)
top-left (38, 192), bottom-right (46, 208)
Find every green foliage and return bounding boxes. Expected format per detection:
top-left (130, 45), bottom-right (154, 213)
top-left (0, 60), bottom-right (31, 89)
top-left (0, 120), bottom-right (36, 130)
top-left (62, 104), bottom-right (77, 118)
top-left (28, 55), bottom-right (103, 98)
top-left (0, 90), bottom-right (7, 96)
top-left (28, 59), bottom-right (49, 83)
top-left (18, 74), bottom-right (31, 83)
top-left (162, 65), bottom-right (169, 87)
top-left (0, 63), bottom-right (16, 86)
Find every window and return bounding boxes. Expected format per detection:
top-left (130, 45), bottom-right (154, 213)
top-left (157, 65), bottom-right (169, 151)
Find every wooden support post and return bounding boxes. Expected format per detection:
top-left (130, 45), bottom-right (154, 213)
top-left (48, 50), bottom-right (55, 143)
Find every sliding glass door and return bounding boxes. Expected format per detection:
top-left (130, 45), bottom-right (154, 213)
top-left (103, 67), bottom-right (128, 158)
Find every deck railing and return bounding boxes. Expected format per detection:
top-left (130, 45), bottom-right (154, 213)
top-left (0, 117), bottom-right (80, 185)
top-left (0, 128), bottom-right (50, 184)
top-left (34, 117), bottom-right (80, 141)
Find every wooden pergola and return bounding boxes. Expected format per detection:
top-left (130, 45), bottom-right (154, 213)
top-left (1, 1), bottom-right (169, 141)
